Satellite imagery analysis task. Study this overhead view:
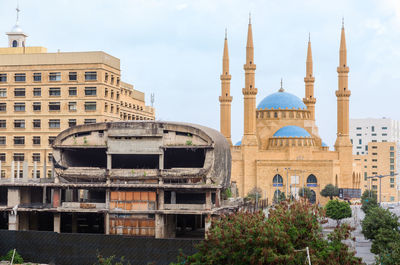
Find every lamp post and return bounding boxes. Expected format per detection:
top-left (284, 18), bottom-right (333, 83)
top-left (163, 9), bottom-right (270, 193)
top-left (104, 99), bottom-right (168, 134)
top-left (366, 173), bottom-right (398, 205)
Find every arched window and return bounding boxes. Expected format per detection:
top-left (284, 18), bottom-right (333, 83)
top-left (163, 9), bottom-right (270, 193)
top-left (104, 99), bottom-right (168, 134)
top-left (274, 189), bottom-right (282, 200)
top-left (273, 174), bottom-right (283, 186)
top-left (307, 174), bottom-right (317, 187)
top-left (12, 40), bottom-right (18, 47)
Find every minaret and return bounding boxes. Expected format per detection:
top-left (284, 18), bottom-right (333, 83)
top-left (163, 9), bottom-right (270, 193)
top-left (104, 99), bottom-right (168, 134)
top-left (335, 20), bottom-right (353, 189)
top-left (219, 29), bottom-right (232, 145)
top-left (6, 4), bottom-right (28, 48)
top-left (242, 14), bottom-right (258, 145)
top-left (335, 21), bottom-right (351, 144)
top-left (303, 34), bottom-right (316, 120)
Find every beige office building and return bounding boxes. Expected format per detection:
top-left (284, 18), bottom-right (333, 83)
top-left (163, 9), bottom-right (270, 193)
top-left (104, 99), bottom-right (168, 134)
top-left (354, 142), bottom-right (398, 202)
top-left (0, 14), bottom-right (155, 179)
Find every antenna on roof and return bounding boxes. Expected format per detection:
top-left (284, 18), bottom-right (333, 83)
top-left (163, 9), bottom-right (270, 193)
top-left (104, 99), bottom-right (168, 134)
top-left (151, 93), bottom-right (155, 107)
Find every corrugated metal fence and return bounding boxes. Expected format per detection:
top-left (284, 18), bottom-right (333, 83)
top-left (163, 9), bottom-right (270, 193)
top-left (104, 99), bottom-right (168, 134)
top-left (0, 230), bottom-right (200, 265)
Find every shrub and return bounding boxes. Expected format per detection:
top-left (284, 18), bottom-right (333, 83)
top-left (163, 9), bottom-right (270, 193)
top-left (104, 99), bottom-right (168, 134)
top-left (362, 206), bottom-right (399, 240)
top-left (1, 249), bottom-right (24, 263)
top-left (325, 199), bottom-right (352, 226)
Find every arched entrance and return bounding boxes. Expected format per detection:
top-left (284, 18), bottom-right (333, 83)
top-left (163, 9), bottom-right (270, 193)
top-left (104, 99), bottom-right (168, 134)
top-left (309, 190), bottom-right (316, 204)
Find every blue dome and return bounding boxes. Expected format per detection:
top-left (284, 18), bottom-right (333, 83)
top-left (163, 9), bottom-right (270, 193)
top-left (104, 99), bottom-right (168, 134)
top-left (257, 91), bottom-right (306, 110)
top-left (322, 142), bottom-right (328, 147)
top-left (273, 126), bottom-right (311, 138)
top-left (235, 140), bottom-right (242, 146)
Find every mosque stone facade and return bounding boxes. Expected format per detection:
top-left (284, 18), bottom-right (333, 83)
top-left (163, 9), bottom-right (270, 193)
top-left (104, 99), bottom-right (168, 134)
top-left (219, 19), bottom-right (361, 204)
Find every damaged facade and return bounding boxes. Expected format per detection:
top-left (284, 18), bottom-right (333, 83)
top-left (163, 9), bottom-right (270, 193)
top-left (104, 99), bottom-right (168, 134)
top-left (0, 121), bottom-right (233, 238)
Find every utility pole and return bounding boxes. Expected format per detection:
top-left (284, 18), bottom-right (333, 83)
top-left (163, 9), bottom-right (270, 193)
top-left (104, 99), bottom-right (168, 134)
top-left (285, 167), bottom-right (290, 198)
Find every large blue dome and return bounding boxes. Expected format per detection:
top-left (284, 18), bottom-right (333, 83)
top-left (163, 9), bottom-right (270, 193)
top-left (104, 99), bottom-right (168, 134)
top-left (273, 126), bottom-right (311, 138)
top-left (257, 91), bottom-right (306, 110)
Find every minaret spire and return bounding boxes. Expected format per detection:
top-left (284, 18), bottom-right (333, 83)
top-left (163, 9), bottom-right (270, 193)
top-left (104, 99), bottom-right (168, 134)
top-left (303, 34), bottom-right (316, 120)
top-left (16, 3), bottom-right (20, 25)
top-left (219, 29), bottom-right (232, 145)
top-left (335, 21), bottom-right (353, 189)
top-left (242, 13), bottom-right (258, 145)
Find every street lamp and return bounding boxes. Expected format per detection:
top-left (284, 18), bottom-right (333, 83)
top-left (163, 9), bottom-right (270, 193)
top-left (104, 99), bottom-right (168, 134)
top-left (366, 173), bottom-right (399, 205)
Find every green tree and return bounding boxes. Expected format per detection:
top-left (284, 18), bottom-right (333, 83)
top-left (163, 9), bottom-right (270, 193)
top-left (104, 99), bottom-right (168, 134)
top-left (246, 187), bottom-right (262, 201)
top-left (370, 227), bottom-right (400, 255)
top-left (273, 191), bottom-right (286, 203)
top-left (173, 199), bottom-right (362, 265)
top-left (376, 240), bottom-right (400, 265)
top-left (298, 187), bottom-right (313, 201)
top-left (360, 190), bottom-right (378, 213)
top-left (320, 184), bottom-right (339, 200)
top-left (325, 199), bottom-right (352, 226)
top-left (361, 207), bottom-right (399, 240)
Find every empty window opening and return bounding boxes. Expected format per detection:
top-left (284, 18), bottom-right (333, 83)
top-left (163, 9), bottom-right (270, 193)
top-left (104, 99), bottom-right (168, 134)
top-left (164, 148), bottom-right (205, 169)
top-left (63, 148), bottom-right (107, 168)
top-left (0, 212), bottom-right (8, 229)
top-left (0, 187), bottom-right (7, 205)
top-left (26, 212), bottom-right (53, 231)
top-left (112, 154), bottom-right (159, 169)
top-left (164, 192), bottom-right (206, 204)
top-left (61, 213), bottom-right (104, 234)
top-left (176, 214), bottom-right (205, 238)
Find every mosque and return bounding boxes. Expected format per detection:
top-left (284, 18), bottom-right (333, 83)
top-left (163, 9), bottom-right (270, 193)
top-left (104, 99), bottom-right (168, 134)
top-left (219, 18), bottom-right (361, 203)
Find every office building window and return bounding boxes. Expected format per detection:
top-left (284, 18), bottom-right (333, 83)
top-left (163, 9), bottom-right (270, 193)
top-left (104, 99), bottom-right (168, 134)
top-left (371, 126), bottom-right (375, 132)
top-left (382, 127), bottom-right (388, 130)
top-left (0, 88), bottom-right (6, 97)
top-left (13, 153), bottom-right (24, 161)
top-left (0, 74), bottom-right (7, 82)
top-left (358, 139), bottom-right (362, 144)
top-left (390, 178), bottom-right (395, 183)
top-left (0, 153), bottom-right (5, 162)
top-left (372, 146), bottom-right (377, 149)
top-left (33, 73), bottom-right (42, 82)
top-left (14, 120), bottom-right (25, 128)
top-left (84, 101), bottom-right (96, 111)
top-left (49, 102), bottom-right (61, 111)
top-left (33, 102), bottom-right (41, 111)
top-left (372, 152), bottom-right (377, 155)
top-left (33, 87), bottom-right (41, 96)
top-left (372, 133), bottom-right (377, 136)
top-left (85, 71), bottom-right (97, 81)
top-left (14, 88), bottom-right (25, 97)
top-left (356, 127), bottom-right (362, 130)
top-left (105, 73), bottom-right (109, 82)
top-left (32, 153), bottom-right (40, 162)
top-left (372, 140), bottom-right (377, 142)
top-left (48, 136), bottom-right (56, 145)
top-left (390, 146), bottom-right (395, 151)
top-left (390, 165), bottom-right (395, 170)
top-left (356, 133), bottom-right (361, 136)
top-left (84, 119), bottom-right (96, 125)
top-left (68, 102), bottom-right (77, 111)
top-left (68, 119), bottom-right (76, 127)
top-left (85, 87), bottom-right (96, 96)
top-left (69, 87), bottom-right (77, 96)
top-left (0, 103), bottom-right (6, 112)
top-left (382, 133), bottom-right (387, 136)
top-left (33, 136), bottom-right (41, 145)
top-left (14, 102), bottom-right (25, 111)
top-left (69, 72), bottom-right (77, 81)
top-left (390, 158), bottom-right (394, 164)
top-left (32, 170), bottom-right (40, 178)
top-left (49, 87), bottom-right (61, 96)
top-left (14, 73), bottom-right (26, 82)
top-left (49, 72), bottom-right (61, 81)
top-left (49, 119), bottom-right (60, 128)
top-left (48, 153), bottom-right (53, 163)
top-left (105, 88), bottom-right (108, 97)
top-left (350, 139), bottom-right (353, 144)
top-left (0, 120), bottom-right (5, 128)
top-left (14, 136), bottom-right (25, 145)
top-left (0, 136), bottom-right (5, 145)
top-left (390, 152), bottom-right (394, 158)
top-left (33, 119), bottom-right (41, 128)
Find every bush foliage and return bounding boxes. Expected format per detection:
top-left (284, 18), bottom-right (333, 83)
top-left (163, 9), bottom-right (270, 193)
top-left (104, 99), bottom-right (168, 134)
top-left (173, 199), bottom-right (362, 265)
top-left (325, 199), bottom-right (352, 226)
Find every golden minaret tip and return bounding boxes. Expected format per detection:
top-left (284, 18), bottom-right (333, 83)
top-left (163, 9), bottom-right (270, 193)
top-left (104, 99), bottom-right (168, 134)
top-left (225, 28), bottom-right (227, 40)
top-left (249, 12), bottom-right (251, 24)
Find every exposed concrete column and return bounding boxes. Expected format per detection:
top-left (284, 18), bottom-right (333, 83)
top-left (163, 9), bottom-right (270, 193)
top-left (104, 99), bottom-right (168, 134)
top-left (54, 213), bottom-right (61, 233)
top-left (215, 190), bottom-right (221, 208)
top-left (8, 214), bottom-right (19, 231)
top-left (104, 213), bottom-right (109, 235)
top-left (23, 161), bottom-right (28, 180)
top-left (155, 214), bottom-right (164, 238)
top-left (159, 154), bottom-right (164, 170)
top-left (158, 189), bottom-right (164, 210)
top-left (107, 154), bottom-right (112, 170)
top-left (205, 191), bottom-right (212, 210)
top-left (105, 189), bottom-right (110, 209)
top-left (33, 162), bottom-right (37, 179)
top-left (17, 161), bottom-right (20, 179)
top-left (42, 187), bottom-right (47, 204)
top-left (171, 191), bottom-right (176, 204)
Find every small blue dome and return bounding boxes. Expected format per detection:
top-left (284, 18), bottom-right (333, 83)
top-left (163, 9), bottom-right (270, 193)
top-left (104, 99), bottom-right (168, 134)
top-left (322, 142), bottom-right (328, 147)
top-left (273, 126), bottom-right (311, 138)
top-left (235, 140), bottom-right (242, 146)
top-left (257, 91), bottom-right (306, 110)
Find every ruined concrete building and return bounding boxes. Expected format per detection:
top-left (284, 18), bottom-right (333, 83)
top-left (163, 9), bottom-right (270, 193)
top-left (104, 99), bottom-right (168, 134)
top-left (0, 122), bottom-right (233, 238)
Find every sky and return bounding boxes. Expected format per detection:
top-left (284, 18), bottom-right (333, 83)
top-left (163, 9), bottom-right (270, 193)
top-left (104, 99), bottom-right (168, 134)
top-left (0, 0), bottom-right (399, 147)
